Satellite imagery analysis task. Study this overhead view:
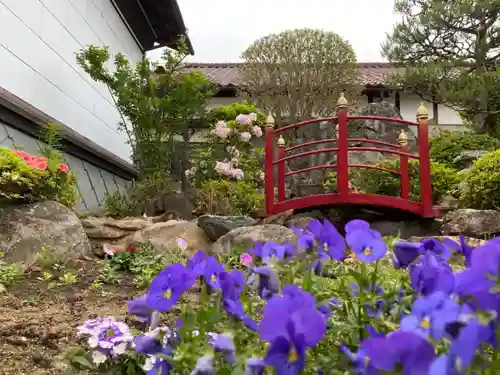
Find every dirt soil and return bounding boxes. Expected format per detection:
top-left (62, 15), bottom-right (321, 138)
top-left (0, 258), bottom-right (143, 375)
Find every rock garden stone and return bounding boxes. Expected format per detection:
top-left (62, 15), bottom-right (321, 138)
top-left (441, 209), bottom-right (500, 237)
top-left (0, 201), bottom-right (91, 265)
top-left (370, 219), bottom-right (440, 239)
top-left (286, 216), bottom-right (315, 228)
top-left (350, 101), bottom-right (417, 151)
top-left (211, 224), bottom-right (298, 255)
top-left (408, 235), bottom-right (486, 248)
top-left (129, 220), bottom-right (211, 255)
top-left (257, 209), bottom-right (294, 226)
top-left (82, 217), bottom-right (150, 240)
top-left (197, 215), bottom-right (257, 241)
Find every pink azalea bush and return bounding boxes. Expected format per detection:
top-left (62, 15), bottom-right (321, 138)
top-left (0, 147), bottom-right (78, 208)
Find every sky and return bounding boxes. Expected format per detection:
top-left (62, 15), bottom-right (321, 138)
top-left (148, 0), bottom-right (402, 63)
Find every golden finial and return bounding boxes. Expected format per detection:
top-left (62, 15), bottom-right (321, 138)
top-left (417, 102), bottom-right (429, 120)
top-left (398, 129), bottom-right (409, 146)
top-left (277, 135), bottom-right (285, 147)
top-left (265, 113), bottom-right (275, 127)
top-left (337, 92), bottom-right (348, 108)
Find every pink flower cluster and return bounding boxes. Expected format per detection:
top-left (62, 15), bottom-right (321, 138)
top-left (252, 125), bottom-right (263, 138)
top-left (186, 113), bottom-right (264, 184)
top-left (210, 121), bottom-right (231, 139)
top-left (210, 113), bottom-right (263, 142)
top-left (235, 114), bottom-right (253, 125)
top-left (239, 131), bottom-right (252, 142)
top-left (215, 161), bottom-right (244, 180)
top-left (13, 150), bottom-right (69, 173)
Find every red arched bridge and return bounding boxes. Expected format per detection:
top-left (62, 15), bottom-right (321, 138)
top-left (263, 94), bottom-right (441, 218)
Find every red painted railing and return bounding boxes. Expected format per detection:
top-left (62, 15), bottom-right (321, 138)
top-left (263, 97), bottom-right (441, 218)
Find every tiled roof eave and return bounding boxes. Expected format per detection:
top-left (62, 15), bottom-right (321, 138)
top-left (181, 62), bottom-right (399, 88)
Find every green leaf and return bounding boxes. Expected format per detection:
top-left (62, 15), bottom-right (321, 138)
top-left (126, 361), bottom-right (137, 375)
top-left (71, 355), bottom-right (94, 369)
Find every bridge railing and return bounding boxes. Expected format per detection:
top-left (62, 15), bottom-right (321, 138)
top-left (264, 94), bottom-right (434, 217)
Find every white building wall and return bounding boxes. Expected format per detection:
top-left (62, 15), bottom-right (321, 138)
top-left (396, 94), bottom-right (462, 125)
top-left (388, 93), bottom-right (466, 135)
top-left (0, 0), bottom-right (142, 163)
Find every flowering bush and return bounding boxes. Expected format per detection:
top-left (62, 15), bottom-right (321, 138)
top-left (0, 147), bottom-right (78, 208)
top-left (187, 105), bottom-right (265, 215)
top-left (186, 112), bottom-right (265, 185)
top-left (67, 216), bottom-right (500, 374)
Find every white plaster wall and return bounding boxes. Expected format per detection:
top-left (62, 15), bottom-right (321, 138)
top-left (394, 93), bottom-right (463, 124)
top-left (0, 0), bottom-right (143, 163)
top-left (383, 93), bottom-right (466, 136)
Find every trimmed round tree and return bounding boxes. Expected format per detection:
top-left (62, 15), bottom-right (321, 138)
top-left (239, 28), bottom-right (359, 123)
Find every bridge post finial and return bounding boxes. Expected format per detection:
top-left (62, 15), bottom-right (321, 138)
top-left (416, 102), bottom-right (429, 120)
top-left (398, 129), bottom-right (409, 146)
top-left (336, 93), bottom-right (348, 112)
top-left (277, 135), bottom-right (285, 147)
top-left (265, 112), bottom-right (275, 127)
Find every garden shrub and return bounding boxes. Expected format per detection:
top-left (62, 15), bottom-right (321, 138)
top-left (104, 172), bottom-right (176, 218)
top-left (326, 158), bottom-right (459, 203)
top-left (459, 149), bottom-right (500, 210)
top-left (66, 217), bottom-right (499, 374)
top-left (196, 178), bottom-right (264, 216)
top-left (0, 147), bottom-right (78, 208)
top-left (103, 190), bottom-right (134, 218)
top-left (204, 100), bottom-right (266, 125)
top-left (429, 130), bottom-right (500, 168)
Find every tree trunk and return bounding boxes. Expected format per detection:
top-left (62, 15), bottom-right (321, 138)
top-left (180, 130), bottom-right (190, 192)
top-left (473, 19), bottom-right (489, 133)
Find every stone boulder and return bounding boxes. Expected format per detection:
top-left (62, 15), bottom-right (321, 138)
top-left (197, 215), bottom-right (257, 241)
top-left (350, 101), bottom-right (417, 152)
top-left (0, 201), bottom-right (91, 265)
top-left (286, 216), bottom-right (315, 229)
top-left (408, 235), bottom-right (486, 248)
top-left (441, 209), bottom-right (500, 237)
top-left (129, 220), bottom-right (212, 255)
top-left (370, 219), bottom-right (440, 239)
top-left (82, 217), bottom-right (151, 241)
top-left (211, 224), bottom-right (298, 255)
top-left (257, 209), bottom-right (295, 226)
top-left (82, 216), bottom-right (155, 257)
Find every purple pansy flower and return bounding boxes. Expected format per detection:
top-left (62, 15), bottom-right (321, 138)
top-left (400, 291), bottom-right (460, 340)
top-left (308, 219), bottom-right (346, 260)
top-left (203, 256), bottom-right (224, 290)
top-left (147, 263), bottom-right (195, 312)
top-left (259, 285), bottom-right (326, 374)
